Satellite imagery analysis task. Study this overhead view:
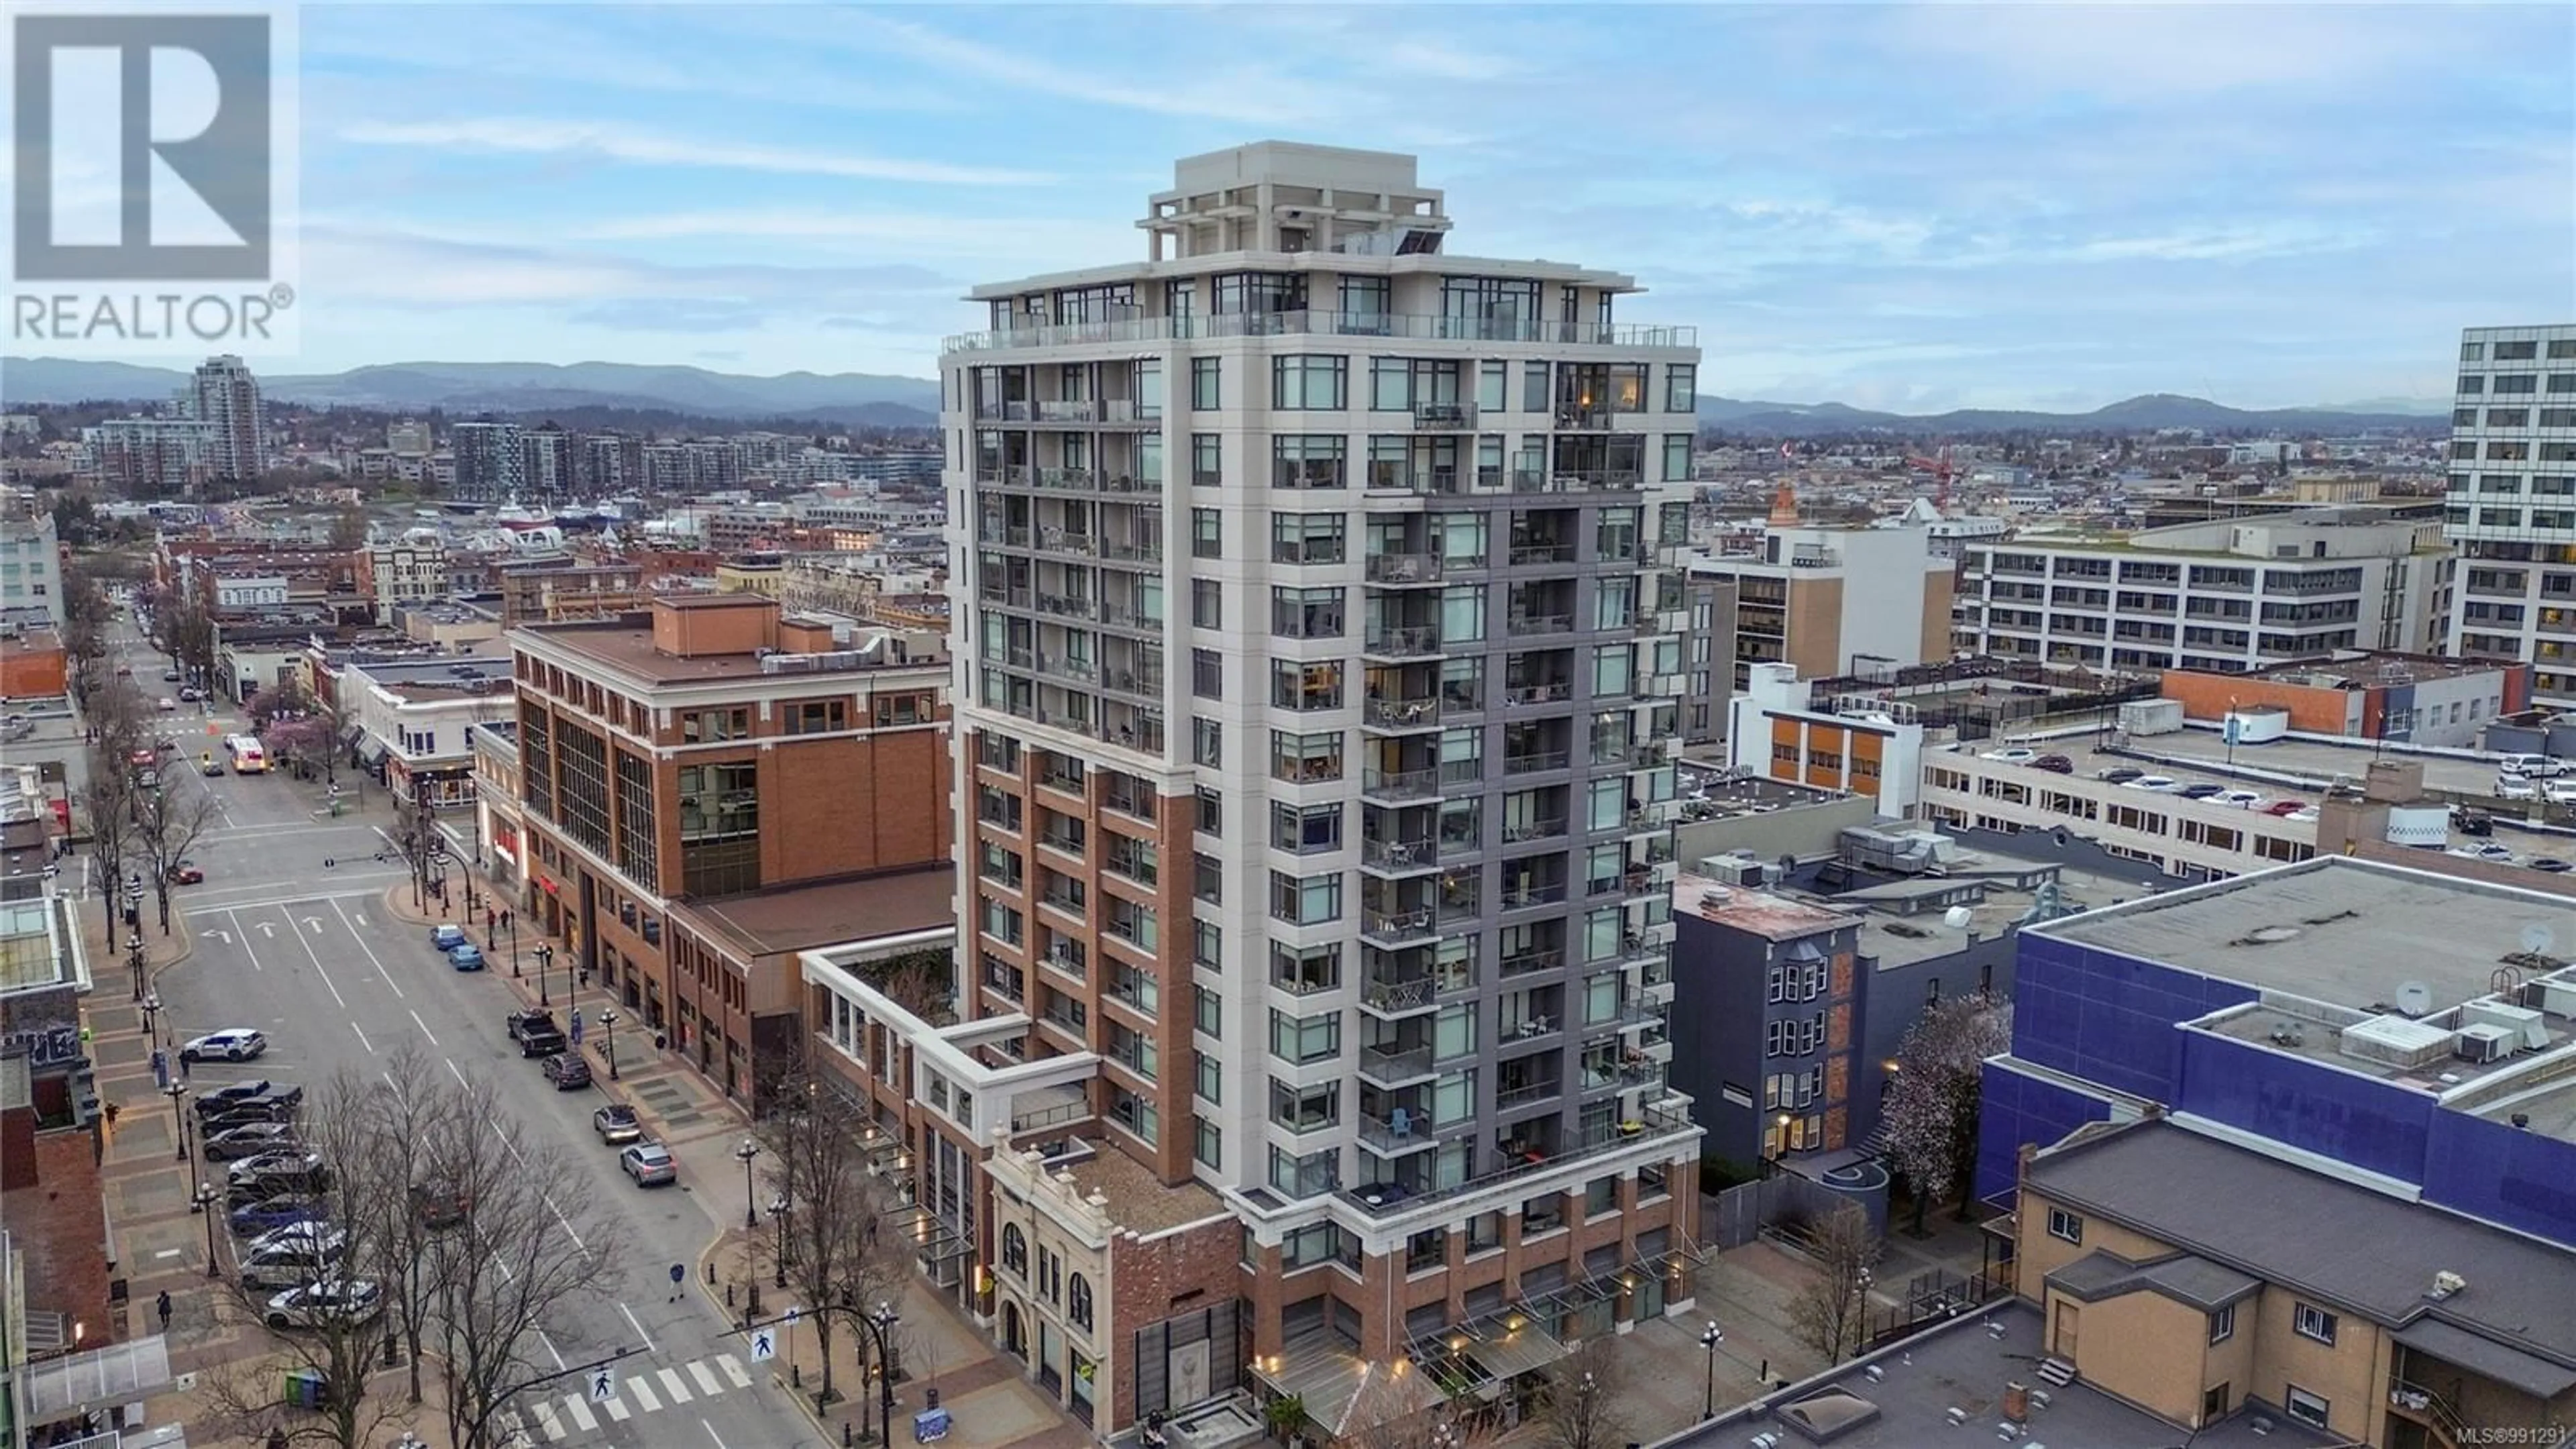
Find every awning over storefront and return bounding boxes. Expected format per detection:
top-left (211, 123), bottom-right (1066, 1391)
top-left (19, 1334), bottom-right (173, 1419)
top-left (1250, 1337), bottom-right (1445, 1436)
top-left (1408, 1309), bottom-right (1571, 1402)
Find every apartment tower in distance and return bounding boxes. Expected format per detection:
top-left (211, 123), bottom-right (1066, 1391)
top-left (2444, 323), bottom-right (2576, 703)
top-left (187, 354), bottom-right (265, 481)
top-left (940, 144), bottom-right (1706, 1426)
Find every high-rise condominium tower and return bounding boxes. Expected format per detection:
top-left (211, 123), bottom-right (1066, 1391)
top-left (189, 354), bottom-right (265, 481)
top-left (941, 143), bottom-right (1706, 1392)
top-left (2444, 324), bottom-right (2576, 703)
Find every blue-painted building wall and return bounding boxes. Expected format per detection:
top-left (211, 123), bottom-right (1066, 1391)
top-left (2010, 934), bottom-right (2257, 1102)
top-left (2172, 1029), bottom-right (2434, 1185)
top-left (2420, 1109), bottom-right (2576, 1248)
top-left (1975, 1059), bottom-right (2114, 1203)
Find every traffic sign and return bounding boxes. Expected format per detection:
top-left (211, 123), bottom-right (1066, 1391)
top-left (588, 1368), bottom-right (618, 1404)
top-left (749, 1330), bottom-right (777, 1362)
top-left (669, 1263), bottom-right (686, 1285)
top-left (783, 1306), bottom-right (800, 1326)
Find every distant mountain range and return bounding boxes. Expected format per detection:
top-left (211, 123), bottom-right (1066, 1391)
top-left (2, 357), bottom-right (943, 428)
top-left (3, 356), bottom-right (2446, 437)
top-left (1690, 390), bottom-right (2446, 437)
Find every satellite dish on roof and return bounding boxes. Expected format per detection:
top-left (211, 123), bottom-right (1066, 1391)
top-left (2394, 981), bottom-right (2436, 1017)
top-left (2522, 923), bottom-right (2555, 958)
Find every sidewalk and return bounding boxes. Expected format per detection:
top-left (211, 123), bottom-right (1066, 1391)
top-left (693, 1228), bottom-right (1088, 1449)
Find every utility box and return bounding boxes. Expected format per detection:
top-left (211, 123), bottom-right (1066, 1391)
top-left (2119, 699), bottom-right (2185, 736)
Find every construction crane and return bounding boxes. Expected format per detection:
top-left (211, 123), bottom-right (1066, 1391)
top-left (1906, 445), bottom-right (1957, 513)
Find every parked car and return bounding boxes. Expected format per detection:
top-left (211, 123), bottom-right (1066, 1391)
top-left (156, 697), bottom-right (176, 712)
top-left (2031, 754), bottom-right (2075, 775)
top-left (180, 1029), bottom-right (266, 1063)
top-left (229, 1195), bottom-right (325, 1236)
top-left (239, 1229), bottom-right (348, 1291)
top-left (2123, 775), bottom-right (2182, 792)
top-left (227, 1150), bottom-right (328, 1188)
top-left (2098, 766), bottom-right (2144, 784)
top-left (2210, 790), bottom-right (2266, 809)
top-left (166, 861), bottom-right (205, 885)
top-left (2174, 782), bottom-right (2224, 800)
top-left (1979, 747), bottom-right (2037, 764)
top-left (542, 1052), bottom-right (592, 1089)
top-left (2496, 753), bottom-right (2569, 778)
top-left (178, 686), bottom-right (203, 702)
top-left (429, 924), bottom-right (468, 952)
top-left (202, 1096), bottom-right (303, 1131)
top-left (446, 943), bottom-right (486, 971)
top-left (620, 1141), bottom-right (677, 1187)
top-left (2498, 775), bottom-right (2540, 801)
top-left (199, 753), bottom-right (224, 776)
top-left (264, 1280), bottom-right (384, 1332)
top-left (509, 1009), bottom-right (567, 1059)
top-left (2261, 799), bottom-right (2309, 817)
top-left (2542, 778), bottom-right (2576, 806)
top-left (195, 1079), bottom-right (283, 1114)
top-left (409, 1183), bottom-right (471, 1230)
top-left (593, 1104), bottom-right (643, 1144)
top-left (204, 1122), bottom-right (302, 1161)
top-left (2455, 808), bottom-right (2495, 837)
top-left (2533, 858), bottom-right (2574, 873)
top-left (160, 669), bottom-right (180, 682)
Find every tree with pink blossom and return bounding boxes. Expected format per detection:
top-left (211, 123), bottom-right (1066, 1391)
top-left (1880, 995), bottom-right (2011, 1234)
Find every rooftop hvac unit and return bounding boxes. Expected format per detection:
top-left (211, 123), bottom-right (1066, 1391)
top-left (2341, 1014), bottom-right (2457, 1070)
top-left (2455, 1023), bottom-right (2516, 1065)
top-left (1700, 853), bottom-right (1768, 888)
top-left (2461, 1000), bottom-right (2550, 1051)
top-left (2525, 977), bottom-right (2576, 1019)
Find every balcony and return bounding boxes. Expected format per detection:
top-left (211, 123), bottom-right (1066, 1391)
top-left (1273, 461), bottom-right (1347, 490)
top-left (1361, 767), bottom-right (1440, 804)
top-left (1507, 612), bottom-right (1574, 637)
top-left (1034, 592), bottom-right (1096, 621)
top-left (1502, 816), bottom-right (1568, 845)
top-left (1357, 1112), bottom-right (1440, 1155)
top-left (1500, 881), bottom-right (1570, 910)
top-left (1411, 402), bottom-right (1479, 432)
top-left (1495, 1079), bottom-right (1559, 1111)
top-left (1102, 786), bottom-right (1156, 822)
top-left (1098, 602), bottom-right (1157, 632)
top-left (1509, 543), bottom-right (1575, 567)
top-left (1360, 837), bottom-right (1438, 875)
top-left (1102, 665), bottom-right (1165, 697)
top-left (1104, 844), bottom-right (1159, 889)
top-left (945, 311), bottom-right (1699, 354)
top-left (1499, 947), bottom-right (1564, 979)
top-left (1505, 749), bottom-right (1570, 777)
top-left (1359, 971), bottom-right (1440, 1015)
top-left (1037, 887), bottom-right (1087, 922)
top-left (1357, 1043), bottom-right (1436, 1086)
top-left (1362, 909), bottom-right (1437, 949)
top-left (1336, 1099), bottom-right (1697, 1219)
top-left (1515, 468), bottom-right (1644, 493)
top-left (1028, 398), bottom-right (1159, 427)
top-left (1038, 653), bottom-right (1097, 683)
top-left (1363, 625), bottom-right (1442, 659)
top-left (1362, 696), bottom-right (1442, 732)
top-left (1365, 553), bottom-right (1444, 585)
top-left (1504, 682), bottom-right (1574, 707)
top-left (1039, 945), bottom-right (1087, 983)
top-left (1034, 466), bottom-right (1097, 492)
top-left (1101, 539), bottom-right (1165, 564)
top-left (1040, 527), bottom-right (1099, 557)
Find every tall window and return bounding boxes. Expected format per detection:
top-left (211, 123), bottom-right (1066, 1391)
top-left (1665, 363), bottom-right (1697, 413)
top-left (520, 707), bottom-right (554, 820)
top-left (614, 748), bottom-right (657, 883)
top-left (678, 760), bottom-right (761, 896)
top-left (1192, 358), bottom-right (1220, 410)
top-left (556, 719), bottom-right (612, 858)
top-left (1273, 356), bottom-right (1348, 411)
top-left (1192, 433), bottom-right (1222, 487)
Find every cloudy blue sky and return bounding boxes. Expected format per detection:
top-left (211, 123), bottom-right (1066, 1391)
top-left (287, 2), bottom-right (2571, 410)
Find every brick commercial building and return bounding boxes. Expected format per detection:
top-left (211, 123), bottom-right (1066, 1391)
top-left (508, 594), bottom-right (951, 1103)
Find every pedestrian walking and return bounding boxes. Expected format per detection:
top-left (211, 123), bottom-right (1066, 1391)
top-left (155, 1290), bottom-right (171, 1333)
top-left (178, 1053), bottom-right (190, 1081)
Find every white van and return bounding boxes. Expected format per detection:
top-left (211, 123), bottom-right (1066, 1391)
top-left (2496, 753), bottom-right (2569, 779)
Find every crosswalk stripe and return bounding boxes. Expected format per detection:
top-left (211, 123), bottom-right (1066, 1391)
top-left (716, 1353), bottom-right (752, 1388)
top-left (564, 1396), bottom-right (597, 1432)
top-left (627, 1375), bottom-right (661, 1413)
top-left (657, 1366), bottom-right (694, 1402)
top-left (602, 1395), bottom-right (631, 1421)
top-left (688, 1360), bottom-right (722, 1395)
top-left (530, 1400), bottom-right (566, 1442)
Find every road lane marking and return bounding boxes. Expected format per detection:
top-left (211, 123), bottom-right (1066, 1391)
top-left (657, 1366), bottom-right (693, 1403)
top-left (562, 1396), bottom-right (597, 1432)
top-left (619, 1301), bottom-right (655, 1352)
top-left (686, 1360), bottom-right (721, 1395)
top-left (221, 909), bottom-right (266, 973)
top-left (715, 1354), bottom-right (751, 1388)
top-left (529, 1399), bottom-right (564, 1442)
top-left (537, 1328), bottom-right (566, 1371)
top-left (626, 1376), bottom-right (661, 1412)
top-left (275, 904), bottom-right (350, 1008)
top-left (601, 1395), bottom-right (631, 1422)
top-left (332, 899), bottom-right (407, 999)
top-left (702, 1418), bottom-right (728, 1449)
top-left (407, 1009), bottom-right (439, 1046)
top-left (352, 1022), bottom-right (373, 1053)
top-left (445, 1057), bottom-right (469, 1089)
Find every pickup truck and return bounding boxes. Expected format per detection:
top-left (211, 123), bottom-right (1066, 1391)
top-left (507, 1008), bottom-right (566, 1059)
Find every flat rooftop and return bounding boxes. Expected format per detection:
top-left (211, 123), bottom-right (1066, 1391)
top-left (525, 616), bottom-right (938, 685)
top-left (2191, 649), bottom-right (2522, 688)
top-left (1672, 877), bottom-right (1858, 942)
top-left (2193, 997), bottom-right (2571, 1099)
top-left (2034, 857), bottom-right (2569, 1012)
top-left (1041, 1138), bottom-right (1227, 1237)
top-left (674, 865), bottom-right (955, 962)
top-left (1672, 1297), bottom-right (2334, 1449)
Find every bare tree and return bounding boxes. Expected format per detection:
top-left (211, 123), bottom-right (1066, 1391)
top-left (759, 1046), bottom-right (906, 1411)
top-left (1880, 997), bottom-right (2012, 1230)
top-left (1337, 1358), bottom-right (1482, 1449)
top-left (80, 684), bottom-right (150, 945)
top-left (427, 1084), bottom-right (614, 1448)
top-left (1529, 1339), bottom-right (1629, 1449)
top-left (360, 1041), bottom-right (454, 1405)
top-left (193, 1068), bottom-right (414, 1449)
top-left (133, 781), bottom-right (219, 935)
top-left (1786, 1202), bottom-right (1880, 1364)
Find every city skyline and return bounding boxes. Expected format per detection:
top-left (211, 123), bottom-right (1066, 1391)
top-left (161, 5), bottom-right (2576, 408)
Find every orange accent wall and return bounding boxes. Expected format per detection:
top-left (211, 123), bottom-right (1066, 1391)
top-left (2159, 671), bottom-right (2352, 733)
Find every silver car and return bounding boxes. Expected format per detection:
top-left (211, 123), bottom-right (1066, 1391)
top-left (619, 1141), bottom-right (676, 1187)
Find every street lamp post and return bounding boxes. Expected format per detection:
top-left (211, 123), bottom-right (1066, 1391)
top-left (127, 930), bottom-right (146, 1002)
top-left (193, 1181), bottom-right (222, 1277)
top-left (735, 1138), bottom-right (761, 1230)
top-left (141, 992), bottom-right (160, 1040)
top-left (771, 1194), bottom-right (792, 1289)
top-left (1701, 1321), bottom-right (1725, 1419)
top-left (599, 1008), bottom-right (619, 1081)
top-left (510, 911), bottom-right (520, 977)
top-left (164, 1081), bottom-right (188, 1161)
top-left (537, 943), bottom-right (555, 1008)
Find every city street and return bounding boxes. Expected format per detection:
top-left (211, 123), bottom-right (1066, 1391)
top-left (93, 614), bottom-right (819, 1449)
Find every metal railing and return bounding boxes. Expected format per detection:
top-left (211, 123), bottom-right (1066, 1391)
top-left (1508, 612), bottom-right (1574, 635)
top-left (1501, 882), bottom-right (1570, 909)
top-left (1509, 543), bottom-right (1575, 566)
top-left (1361, 837), bottom-right (1436, 871)
top-left (1411, 402), bottom-right (1478, 431)
top-left (946, 311), bottom-right (1699, 353)
top-left (1362, 766), bottom-right (1440, 800)
top-left (1273, 462), bottom-right (1348, 490)
top-left (1499, 948), bottom-right (1564, 978)
top-left (1360, 974), bottom-right (1437, 1012)
top-left (1502, 816), bottom-right (1568, 843)
top-left (1366, 553), bottom-right (1443, 584)
top-left (1363, 696), bottom-right (1441, 729)
top-left (1505, 749), bottom-right (1570, 775)
top-left (1358, 1112), bottom-right (1440, 1152)
top-left (1358, 1043), bottom-right (1436, 1081)
top-left (1505, 683), bottom-right (1573, 706)
top-left (1364, 625), bottom-right (1442, 655)
top-left (1363, 908), bottom-right (1437, 944)
top-left (1495, 1079), bottom-right (1560, 1110)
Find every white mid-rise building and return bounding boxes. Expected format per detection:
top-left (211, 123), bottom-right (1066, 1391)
top-left (2442, 323), bottom-right (2576, 702)
top-left (1955, 510), bottom-right (2447, 674)
top-left (936, 142), bottom-right (1705, 1419)
top-left (188, 354), bottom-right (266, 482)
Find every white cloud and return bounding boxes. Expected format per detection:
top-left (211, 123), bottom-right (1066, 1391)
top-left (337, 119), bottom-right (1053, 187)
top-left (850, 16), bottom-right (1329, 125)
